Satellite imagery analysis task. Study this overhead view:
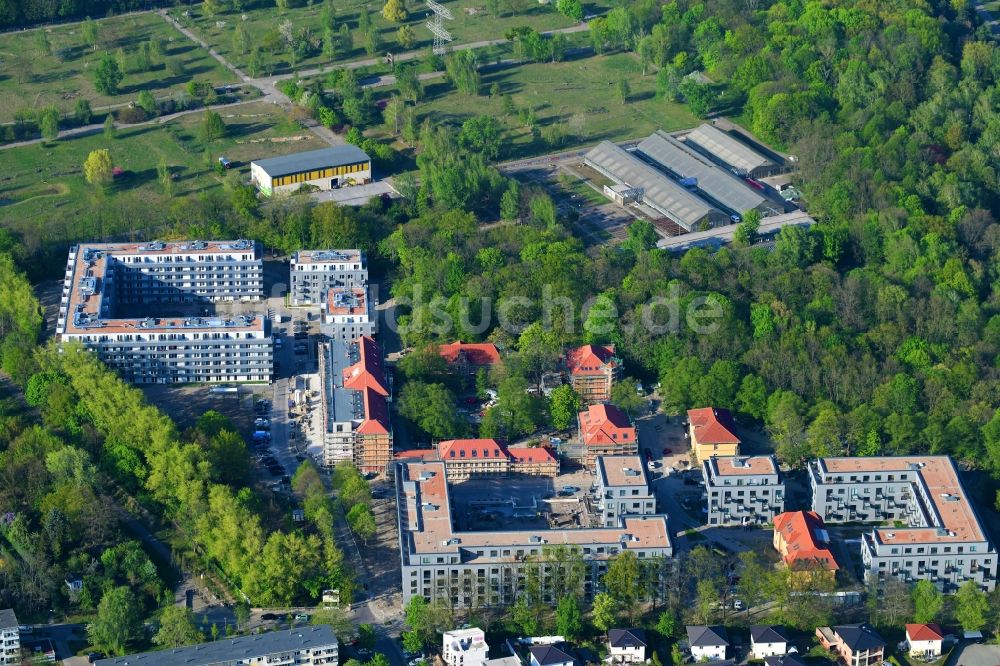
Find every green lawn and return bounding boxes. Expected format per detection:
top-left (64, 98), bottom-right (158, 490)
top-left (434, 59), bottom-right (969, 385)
top-left (370, 52), bottom-right (701, 160)
top-left (0, 13), bottom-right (237, 124)
top-left (0, 101), bottom-right (326, 242)
top-left (177, 0), bottom-right (604, 76)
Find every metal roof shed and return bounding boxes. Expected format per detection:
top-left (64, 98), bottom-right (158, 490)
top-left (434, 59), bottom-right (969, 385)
top-left (683, 123), bottom-right (775, 176)
top-left (584, 141), bottom-right (725, 230)
top-left (252, 145), bottom-right (371, 178)
top-left (637, 131), bottom-right (770, 216)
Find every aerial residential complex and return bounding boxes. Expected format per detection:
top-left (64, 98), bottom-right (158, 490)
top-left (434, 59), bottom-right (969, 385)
top-left (395, 460), bottom-right (672, 607)
top-left (290, 249), bottom-right (368, 306)
top-left (415, 439), bottom-right (559, 481)
top-left (596, 455), bottom-right (656, 527)
top-left (318, 336), bottom-right (392, 473)
top-left (251, 145), bottom-right (372, 196)
top-left (0, 609), bottom-right (19, 666)
top-left (56, 240), bottom-right (272, 384)
top-left (810, 456), bottom-right (997, 591)
top-left (95, 626), bottom-right (338, 666)
top-left (701, 455), bottom-right (784, 526)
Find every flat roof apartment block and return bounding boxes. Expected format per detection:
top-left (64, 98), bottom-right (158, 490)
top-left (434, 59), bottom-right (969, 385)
top-left (810, 456), bottom-right (996, 591)
top-left (321, 286), bottom-right (376, 342)
top-left (596, 455), bottom-right (656, 527)
top-left (1, 609), bottom-right (19, 666)
top-left (701, 455), bottom-right (784, 526)
top-left (395, 460), bottom-right (672, 608)
top-left (251, 146), bottom-right (372, 196)
top-left (56, 241), bottom-right (271, 384)
top-left (319, 336), bottom-right (392, 474)
top-left (95, 625), bottom-right (338, 665)
top-left (290, 249), bottom-right (367, 306)
top-left (442, 628), bottom-right (489, 666)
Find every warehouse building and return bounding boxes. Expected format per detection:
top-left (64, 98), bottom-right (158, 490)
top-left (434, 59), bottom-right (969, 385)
top-left (810, 456), bottom-right (997, 591)
top-left (584, 141), bottom-right (729, 231)
top-left (636, 131), bottom-right (781, 219)
top-left (319, 336), bottom-right (391, 474)
top-left (702, 455), bottom-right (784, 526)
top-left (251, 146), bottom-right (372, 196)
top-left (290, 249), bottom-right (368, 306)
top-left (682, 124), bottom-right (781, 179)
top-left (96, 626), bottom-right (338, 666)
top-left (56, 241), bottom-right (272, 384)
top-left (395, 460), bottom-right (672, 607)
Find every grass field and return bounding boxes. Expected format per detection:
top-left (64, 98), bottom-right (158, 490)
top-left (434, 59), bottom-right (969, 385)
top-left (0, 101), bottom-right (326, 243)
top-left (370, 52), bottom-right (701, 160)
top-left (0, 13), bottom-right (237, 124)
top-left (177, 0), bottom-right (604, 75)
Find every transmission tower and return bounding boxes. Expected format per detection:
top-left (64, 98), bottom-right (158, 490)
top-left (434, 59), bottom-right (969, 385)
top-left (425, 0), bottom-right (453, 55)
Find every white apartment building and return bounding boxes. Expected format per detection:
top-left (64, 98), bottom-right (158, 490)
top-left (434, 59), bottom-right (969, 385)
top-left (810, 456), bottom-right (997, 591)
top-left (596, 456), bottom-right (656, 527)
top-left (395, 461), bottom-right (673, 608)
top-left (95, 625), bottom-right (337, 665)
top-left (321, 286), bottom-right (376, 342)
top-left (442, 628), bottom-right (489, 666)
top-left (0, 609), bottom-right (19, 666)
top-left (56, 241), bottom-right (271, 384)
top-left (290, 249), bottom-right (368, 306)
top-left (702, 455), bottom-right (784, 526)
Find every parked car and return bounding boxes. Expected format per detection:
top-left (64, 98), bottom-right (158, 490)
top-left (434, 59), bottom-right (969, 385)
top-left (561, 485), bottom-right (579, 493)
top-left (294, 613), bottom-right (310, 622)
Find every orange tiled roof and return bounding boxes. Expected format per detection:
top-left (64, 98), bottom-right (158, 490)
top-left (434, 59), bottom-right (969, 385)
top-left (774, 511), bottom-right (839, 571)
top-left (688, 407), bottom-right (740, 444)
top-left (905, 624), bottom-right (943, 642)
top-left (439, 341), bottom-right (501, 366)
top-left (580, 404), bottom-right (635, 446)
top-left (343, 336), bottom-right (389, 396)
top-left (438, 438), bottom-right (509, 461)
top-left (507, 446), bottom-right (557, 464)
top-left (566, 344), bottom-right (618, 376)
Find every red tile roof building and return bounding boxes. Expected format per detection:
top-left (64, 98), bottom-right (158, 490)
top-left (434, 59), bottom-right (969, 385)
top-left (396, 440), bottom-right (559, 480)
top-left (439, 341), bottom-right (502, 375)
top-left (773, 511), bottom-right (839, 584)
top-left (566, 345), bottom-right (621, 404)
top-left (319, 336), bottom-right (392, 474)
top-left (687, 407), bottom-right (741, 460)
top-left (579, 404), bottom-right (638, 468)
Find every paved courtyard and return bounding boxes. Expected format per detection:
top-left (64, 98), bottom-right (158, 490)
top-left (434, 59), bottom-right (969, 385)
top-left (310, 180), bottom-right (397, 206)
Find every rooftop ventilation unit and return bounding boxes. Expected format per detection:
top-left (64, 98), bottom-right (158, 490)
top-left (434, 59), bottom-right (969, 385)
top-left (140, 241), bottom-right (166, 252)
top-left (138, 317), bottom-right (157, 328)
top-left (79, 277), bottom-right (97, 297)
top-left (419, 472), bottom-right (435, 481)
top-left (189, 240), bottom-right (208, 250)
top-left (219, 239), bottom-right (253, 251)
top-left (624, 468), bottom-right (640, 477)
top-left (312, 251), bottom-right (351, 261)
